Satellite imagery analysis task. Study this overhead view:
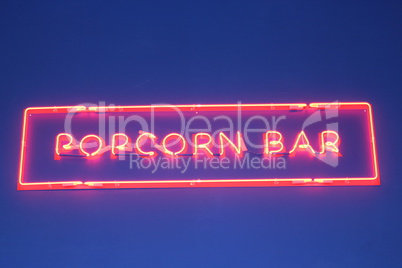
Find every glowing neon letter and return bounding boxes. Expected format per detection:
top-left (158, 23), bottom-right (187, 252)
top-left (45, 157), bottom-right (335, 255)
top-left (162, 133), bottom-right (187, 155)
top-left (135, 132), bottom-right (157, 156)
top-left (289, 131), bottom-right (316, 156)
top-left (264, 131), bottom-right (285, 155)
top-left (219, 131), bottom-right (243, 156)
top-left (193, 133), bottom-right (214, 156)
top-left (79, 135), bottom-right (105, 157)
top-left (319, 130), bottom-right (340, 154)
top-left (111, 133), bottom-right (131, 156)
top-left (55, 133), bottom-right (74, 155)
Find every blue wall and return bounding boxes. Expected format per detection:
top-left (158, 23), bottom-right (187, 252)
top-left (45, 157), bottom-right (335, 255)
top-left (1, 1), bottom-right (401, 267)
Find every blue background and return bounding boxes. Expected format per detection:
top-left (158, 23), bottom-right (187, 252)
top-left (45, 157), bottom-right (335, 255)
top-left (1, 0), bottom-right (401, 267)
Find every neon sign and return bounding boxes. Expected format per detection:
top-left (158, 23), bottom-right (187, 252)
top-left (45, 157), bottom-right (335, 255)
top-left (18, 102), bottom-right (379, 190)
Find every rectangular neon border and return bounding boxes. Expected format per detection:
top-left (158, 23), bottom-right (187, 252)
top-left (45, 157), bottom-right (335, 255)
top-left (18, 102), bottom-right (380, 190)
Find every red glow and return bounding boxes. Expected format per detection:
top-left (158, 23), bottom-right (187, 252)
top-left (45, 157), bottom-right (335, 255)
top-left (289, 131), bottom-right (316, 157)
top-left (135, 132), bottom-right (157, 156)
top-left (319, 130), bottom-right (340, 155)
top-left (264, 131), bottom-right (285, 155)
top-left (193, 133), bottom-right (215, 157)
top-left (310, 102), bottom-right (379, 183)
top-left (161, 133), bottom-right (187, 156)
top-left (219, 131), bottom-right (243, 156)
top-left (111, 133), bottom-right (132, 157)
top-left (17, 102), bottom-right (380, 190)
top-left (79, 135), bottom-right (105, 157)
top-left (55, 133), bottom-right (75, 157)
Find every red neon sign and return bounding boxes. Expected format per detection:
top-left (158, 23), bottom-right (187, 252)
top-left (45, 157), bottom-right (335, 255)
top-left (55, 130), bottom-right (339, 157)
top-left (18, 102), bottom-right (380, 190)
